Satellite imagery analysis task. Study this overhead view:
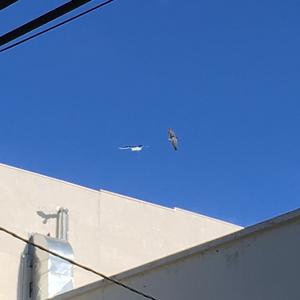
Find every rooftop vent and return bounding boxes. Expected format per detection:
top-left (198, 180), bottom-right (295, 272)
top-left (29, 233), bottom-right (74, 300)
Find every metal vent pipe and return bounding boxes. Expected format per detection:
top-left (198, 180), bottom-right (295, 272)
top-left (56, 207), bottom-right (69, 241)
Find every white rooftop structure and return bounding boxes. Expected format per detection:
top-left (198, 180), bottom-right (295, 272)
top-left (53, 208), bottom-right (300, 300)
top-left (0, 163), bottom-right (242, 300)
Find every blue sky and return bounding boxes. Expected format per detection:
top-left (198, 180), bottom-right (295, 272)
top-left (1, 0), bottom-right (300, 226)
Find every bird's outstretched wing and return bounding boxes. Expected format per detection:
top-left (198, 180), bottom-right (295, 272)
top-left (168, 128), bottom-right (178, 150)
top-left (119, 145), bottom-right (146, 151)
top-left (118, 146), bottom-right (132, 150)
top-left (168, 128), bottom-right (176, 139)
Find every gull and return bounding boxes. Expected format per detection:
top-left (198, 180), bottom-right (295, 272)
top-left (168, 128), bottom-right (178, 150)
top-left (119, 145), bottom-right (146, 152)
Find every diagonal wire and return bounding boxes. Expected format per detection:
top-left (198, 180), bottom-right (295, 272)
top-left (0, 225), bottom-right (158, 300)
top-left (0, 0), bottom-right (115, 53)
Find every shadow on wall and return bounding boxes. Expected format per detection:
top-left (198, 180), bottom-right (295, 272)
top-left (17, 244), bottom-right (30, 300)
top-left (17, 211), bottom-right (59, 299)
top-left (37, 211), bottom-right (57, 224)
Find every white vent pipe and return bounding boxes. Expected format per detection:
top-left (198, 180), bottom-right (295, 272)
top-left (56, 207), bottom-right (69, 241)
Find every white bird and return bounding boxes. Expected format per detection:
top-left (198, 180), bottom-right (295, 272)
top-left (118, 145), bottom-right (147, 152)
top-left (168, 128), bottom-right (178, 150)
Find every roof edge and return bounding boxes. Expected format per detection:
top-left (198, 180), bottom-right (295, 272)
top-left (100, 190), bottom-right (242, 227)
top-left (53, 207), bottom-right (300, 299)
top-left (0, 163), bottom-right (99, 194)
top-left (0, 164), bottom-right (241, 228)
top-left (174, 207), bottom-right (243, 228)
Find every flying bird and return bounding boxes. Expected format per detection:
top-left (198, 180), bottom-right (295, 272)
top-left (118, 145), bottom-right (147, 152)
top-left (168, 128), bottom-right (178, 150)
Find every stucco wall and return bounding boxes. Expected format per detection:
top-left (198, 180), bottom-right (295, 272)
top-left (53, 210), bottom-right (300, 300)
top-left (0, 164), bottom-right (241, 299)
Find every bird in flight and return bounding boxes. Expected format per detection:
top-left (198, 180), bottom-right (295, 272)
top-left (119, 145), bottom-right (147, 152)
top-left (168, 128), bottom-right (178, 150)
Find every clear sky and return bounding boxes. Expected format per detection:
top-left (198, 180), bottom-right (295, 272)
top-left (1, 0), bottom-right (300, 226)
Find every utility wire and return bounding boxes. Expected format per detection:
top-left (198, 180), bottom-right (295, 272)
top-left (0, 226), bottom-right (158, 300)
top-left (0, 0), bottom-right (17, 10)
top-left (0, 0), bottom-right (94, 46)
top-left (0, 0), bottom-right (115, 53)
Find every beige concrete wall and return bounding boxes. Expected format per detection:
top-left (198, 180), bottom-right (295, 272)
top-left (52, 209), bottom-right (300, 300)
top-left (0, 164), bottom-right (241, 299)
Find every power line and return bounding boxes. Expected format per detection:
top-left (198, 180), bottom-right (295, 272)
top-left (0, 225), bottom-right (158, 300)
top-left (0, 0), bottom-right (93, 46)
top-left (0, 0), bottom-right (17, 10)
top-left (0, 0), bottom-right (115, 53)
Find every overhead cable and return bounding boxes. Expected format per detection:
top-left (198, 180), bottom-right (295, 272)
top-left (0, 225), bottom-right (158, 300)
top-left (0, 0), bottom-right (115, 53)
top-left (0, 0), bottom-right (17, 10)
top-left (0, 0), bottom-right (93, 46)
